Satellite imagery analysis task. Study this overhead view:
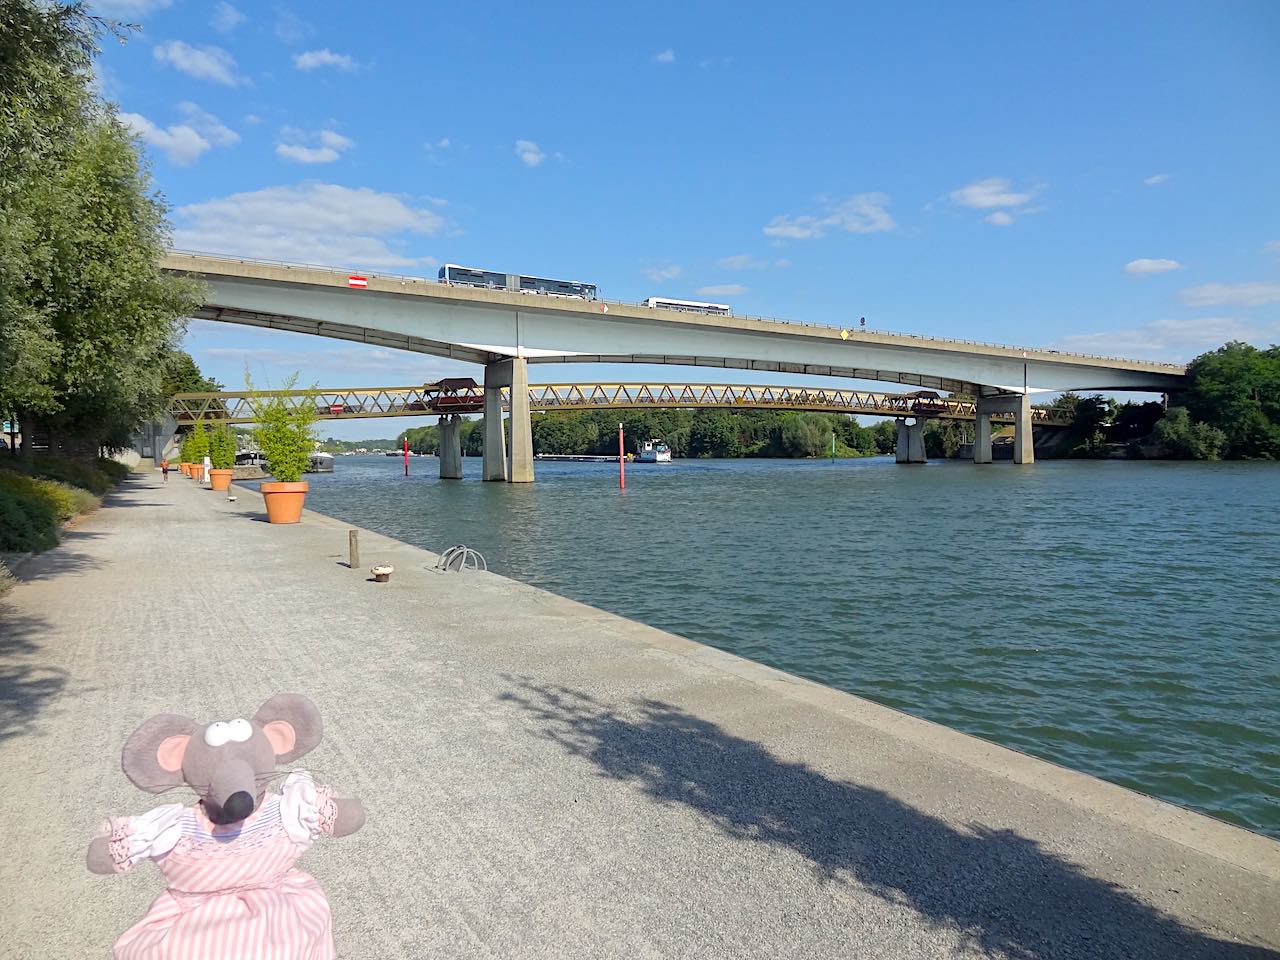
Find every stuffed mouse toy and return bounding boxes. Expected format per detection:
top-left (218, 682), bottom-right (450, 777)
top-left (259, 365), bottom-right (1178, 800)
top-left (87, 693), bottom-right (365, 959)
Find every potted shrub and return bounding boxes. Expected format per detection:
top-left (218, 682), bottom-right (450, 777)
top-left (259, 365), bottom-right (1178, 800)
top-left (178, 434), bottom-right (193, 476)
top-left (187, 422), bottom-right (210, 481)
top-left (251, 373), bottom-right (318, 524)
top-left (208, 424), bottom-right (236, 491)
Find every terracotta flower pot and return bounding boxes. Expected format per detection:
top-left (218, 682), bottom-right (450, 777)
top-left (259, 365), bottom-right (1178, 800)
top-left (208, 469), bottom-right (233, 492)
top-left (179, 462), bottom-right (189, 476)
top-left (261, 481), bottom-right (308, 524)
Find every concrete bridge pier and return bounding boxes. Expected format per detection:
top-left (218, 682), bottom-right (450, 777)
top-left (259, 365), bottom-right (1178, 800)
top-left (895, 418), bottom-right (926, 463)
top-left (482, 358), bottom-right (535, 483)
top-left (438, 414), bottom-right (462, 479)
top-left (975, 393), bottom-right (1034, 464)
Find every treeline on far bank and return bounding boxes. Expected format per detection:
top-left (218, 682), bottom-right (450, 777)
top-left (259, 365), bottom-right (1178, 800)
top-left (1050, 342), bottom-right (1280, 460)
top-left (402, 409), bottom-right (903, 459)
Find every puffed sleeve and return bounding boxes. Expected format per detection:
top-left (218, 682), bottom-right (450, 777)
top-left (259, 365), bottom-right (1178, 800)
top-left (280, 770), bottom-right (337, 845)
top-left (99, 804), bottom-right (186, 872)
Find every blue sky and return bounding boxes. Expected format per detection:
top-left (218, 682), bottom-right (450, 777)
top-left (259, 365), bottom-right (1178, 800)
top-left (93, 0), bottom-right (1280, 438)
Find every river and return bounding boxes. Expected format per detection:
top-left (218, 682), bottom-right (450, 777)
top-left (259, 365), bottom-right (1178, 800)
top-left (289, 454), bottom-right (1280, 837)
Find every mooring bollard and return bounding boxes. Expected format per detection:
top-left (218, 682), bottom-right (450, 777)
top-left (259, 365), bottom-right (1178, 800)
top-left (348, 529), bottom-right (360, 569)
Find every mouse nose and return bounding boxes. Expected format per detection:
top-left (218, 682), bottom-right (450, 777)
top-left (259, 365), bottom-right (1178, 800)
top-left (222, 791), bottom-right (255, 823)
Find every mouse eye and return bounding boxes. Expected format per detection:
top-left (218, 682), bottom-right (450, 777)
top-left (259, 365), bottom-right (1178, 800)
top-left (227, 718), bottom-right (253, 742)
top-left (204, 721), bottom-right (232, 747)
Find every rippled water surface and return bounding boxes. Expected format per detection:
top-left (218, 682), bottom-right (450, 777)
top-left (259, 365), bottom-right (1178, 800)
top-left (295, 455), bottom-right (1280, 836)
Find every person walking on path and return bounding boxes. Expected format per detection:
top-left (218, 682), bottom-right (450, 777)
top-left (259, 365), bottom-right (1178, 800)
top-left (160, 457), bottom-right (169, 483)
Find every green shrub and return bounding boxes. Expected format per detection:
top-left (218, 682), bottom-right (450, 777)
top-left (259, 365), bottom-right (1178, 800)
top-left (0, 471), bottom-right (99, 523)
top-left (209, 424), bottom-right (236, 469)
top-left (0, 488), bottom-right (59, 553)
top-left (96, 458), bottom-right (130, 483)
top-left (249, 372), bottom-right (318, 483)
top-left (0, 558), bottom-right (14, 596)
top-left (27, 453), bottom-right (113, 494)
top-left (187, 422), bottom-right (210, 463)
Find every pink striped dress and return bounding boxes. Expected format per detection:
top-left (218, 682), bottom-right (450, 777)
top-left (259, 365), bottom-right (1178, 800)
top-left (102, 779), bottom-right (338, 960)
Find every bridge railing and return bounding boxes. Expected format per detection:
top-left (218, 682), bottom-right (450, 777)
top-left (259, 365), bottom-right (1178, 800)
top-left (167, 250), bottom-right (1185, 371)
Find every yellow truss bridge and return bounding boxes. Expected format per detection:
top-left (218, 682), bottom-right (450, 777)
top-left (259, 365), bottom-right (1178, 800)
top-left (169, 381), bottom-right (1072, 426)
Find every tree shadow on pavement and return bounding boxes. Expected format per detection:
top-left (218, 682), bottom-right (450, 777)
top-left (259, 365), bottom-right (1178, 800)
top-left (498, 679), bottom-right (1278, 960)
top-left (0, 608), bottom-right (67, 744)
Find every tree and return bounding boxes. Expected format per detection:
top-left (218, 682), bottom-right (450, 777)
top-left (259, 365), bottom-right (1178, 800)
top-left (0, 1), bottom-right (200, 463)
top-left (249, 373), bottom-right (318, 482)
top-left (1153, 407), bottom-right (1227, 460)
top-left (688, 411), bottom-right (741, 458)
top-left (1178, 342), bottom-right (1280, 459)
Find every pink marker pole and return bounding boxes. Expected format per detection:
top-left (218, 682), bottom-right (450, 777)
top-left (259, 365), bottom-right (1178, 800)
top-left (403, 437), bottom-right (409, 476)
top-left (618, 422), bottom-right (625, 490)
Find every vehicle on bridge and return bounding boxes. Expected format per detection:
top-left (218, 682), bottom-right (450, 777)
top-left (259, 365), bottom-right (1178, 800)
top-left (641, 297), bottom-right (732, 315)
top-left (904, 390), bottom-right (949, 415)
top-left (438, 263), bottom-right (597, 300)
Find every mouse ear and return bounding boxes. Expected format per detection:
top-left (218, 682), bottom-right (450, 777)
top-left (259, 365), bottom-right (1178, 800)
top-left (122, 713), bottom-right (196, 793)
top-left (253, 694), bottom-right (322, 763)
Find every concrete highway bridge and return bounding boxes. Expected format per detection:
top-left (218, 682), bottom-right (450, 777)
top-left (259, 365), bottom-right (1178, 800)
top-left (164, 251), bottom-right (1185, 478)
top-left (166, 381), bottom-right (1075, 475)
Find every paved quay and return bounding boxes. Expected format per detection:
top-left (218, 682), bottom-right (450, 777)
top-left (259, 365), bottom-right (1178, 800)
top-left (1, 472), bottom-right (1277, 959)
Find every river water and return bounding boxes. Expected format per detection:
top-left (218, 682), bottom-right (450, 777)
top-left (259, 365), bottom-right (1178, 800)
top-left (294, 454), bottom-right (1280, 837)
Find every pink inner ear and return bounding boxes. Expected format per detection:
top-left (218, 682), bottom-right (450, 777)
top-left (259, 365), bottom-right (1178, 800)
top-left (261, 720), bottom-right (296, 757)
top-left (156, 735), bottom-right (190, 773)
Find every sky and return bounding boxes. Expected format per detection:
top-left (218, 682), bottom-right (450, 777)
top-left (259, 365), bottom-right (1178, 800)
top-left (91, 0), bottom-right (1280, 438)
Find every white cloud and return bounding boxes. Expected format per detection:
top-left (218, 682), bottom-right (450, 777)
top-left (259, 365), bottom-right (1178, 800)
top-left (1124, 258), bottom-right (1183, 275)
top-left (201, 342), bottom-right (466, 380)
top-left (120, 113), bottom-right (210, 166)
top-left (654, 49), bottom-right (675, 63)
top-left (1179, 281), bottom-right (1280, 308)
top-left (173, 183), bottom-right (445, 270)
top-left (515, 139), bottom-right (546, 167)
top-left (244, 113), bottom-right (263, 125)
top-left (293, 48), bottom-right (357, 71)
top-left (1055, 317), bottom-right (1280, 361)
top-left (763, 193), bottom-right (894, 240)
top-left (1144, 173), bottom-right (1171, 186)
top-left (121, 104), bottom-right (238, 165)
top-left (643, 264), bottom-right (682, 282)
top-left (276, 127), bottom-right (353, 164)
top-left (177, 102), bottom-right (239, 145)
top-left (153, 40), bottom-right (240, 86)
top-left (950, 177), bottom-right (1044, 225)
top-left (274, 7), bottom-right (311, 44)
top-left (1265, 240), bottom-right (1280, 254)
top-left (695, 284), bottom-right (747, 297)
top-left (93, 0), bottom-right (171, 16)
top-left (210, 2), bottom-right (245, 32)
top-left (950, 177), bottom-right (1035, 210)
top-left (436, 138), bottom-right (450, 148)
top-left (718, 254), bottom-right (768, 271)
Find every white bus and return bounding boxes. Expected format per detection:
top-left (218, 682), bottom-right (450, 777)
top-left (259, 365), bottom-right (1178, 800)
top-left (641, 297), bottom-right (732, 316)
top-left (438, 263), bottom-right (598, 300)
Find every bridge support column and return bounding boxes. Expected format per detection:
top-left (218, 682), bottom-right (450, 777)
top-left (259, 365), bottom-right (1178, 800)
top-left (895, 418), bottom-right (926, 463)
top-left (438, 414), bottom-right (462, 479)
top-left (973, 407), bottom-right (993, 464)
top-left (975, 393), bottom-right (1034, 465)
top-left (483, 363), bottom-right (507, 482)
top-left (482, 358), bottom-right (535, 483)
top-left (506, 357), bottom-right (534, 483)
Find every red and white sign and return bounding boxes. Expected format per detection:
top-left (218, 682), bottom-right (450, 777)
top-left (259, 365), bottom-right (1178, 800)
top-left (348, 275), bottom-right (368, 288)
top-left (329, 403), bottom-right (344, 415)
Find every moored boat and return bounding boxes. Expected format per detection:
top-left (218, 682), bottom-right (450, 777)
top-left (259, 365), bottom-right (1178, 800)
top-left (636, 439), bottom-right (672, 463)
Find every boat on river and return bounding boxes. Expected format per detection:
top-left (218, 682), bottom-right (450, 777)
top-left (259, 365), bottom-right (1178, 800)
top-left (636, 439), bottom-right (672, 463)
top-left (307, 452), bottom-right (334, 473)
